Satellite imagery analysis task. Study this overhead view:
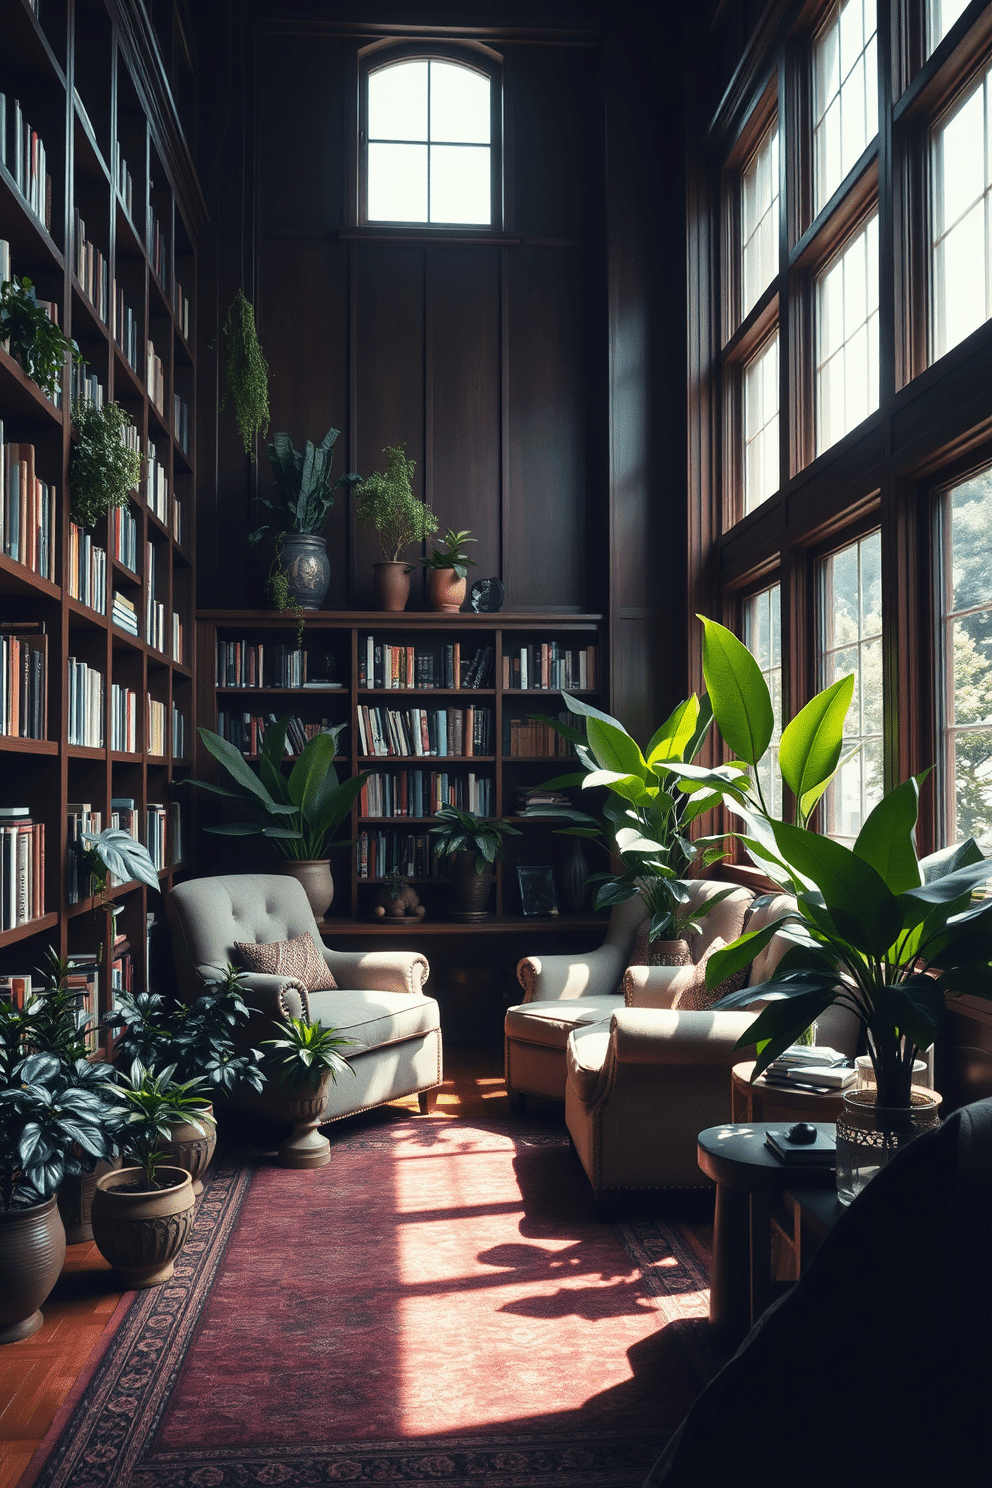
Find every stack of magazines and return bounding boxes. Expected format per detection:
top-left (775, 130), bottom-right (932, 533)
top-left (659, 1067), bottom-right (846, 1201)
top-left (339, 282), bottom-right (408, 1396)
top-left (759, 1045), bottom-right (857, 1091)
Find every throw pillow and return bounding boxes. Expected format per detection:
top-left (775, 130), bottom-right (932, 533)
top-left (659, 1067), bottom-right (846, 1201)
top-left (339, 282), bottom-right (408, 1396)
top-left (234, 931), bottom-right (338, 991)
top-left (671, 936), bottom-right (748, 1011)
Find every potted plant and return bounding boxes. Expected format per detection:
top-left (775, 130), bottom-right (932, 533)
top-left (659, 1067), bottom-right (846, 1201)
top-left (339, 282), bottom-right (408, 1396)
top-left (429, 805), bottom-right (522, 920)
top-left (78, 825), bottom-right (162, 906)
top-left (189, 720), bottom-right (367, 919)
top-left (90, 1061), bottom-right (209, 1288)
top-left (421, 528), bottom-right (477, 611)
top-left (260, 1015), bottom-right (355, 1168)
top-left (0, 275), bottom-right (83, 402)
top-left (681, 618), bottom-right (992, 1203)
top-left (353, 444), bottom-right (438, 610)
top-left (0, 986), bottom-right (118, 1342)
top-left (251, 428), bottom-right (359, 612)
top-left (220, 288), bottom-right (270, 460)
top-left (69, 401), bottom-right (143, 529)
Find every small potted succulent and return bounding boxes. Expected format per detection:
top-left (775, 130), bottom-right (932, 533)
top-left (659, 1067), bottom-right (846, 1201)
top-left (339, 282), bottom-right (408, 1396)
top-left (429, 805), bottom-right (521, 920)
top-left (251, 427), bottom-right (359, 612)
top-left (353, 444), bottom-right (438, 611)
top-left (421, 528), bottom-right (477, 612)
top-left (260, 1016), bottom-right (355, 1169)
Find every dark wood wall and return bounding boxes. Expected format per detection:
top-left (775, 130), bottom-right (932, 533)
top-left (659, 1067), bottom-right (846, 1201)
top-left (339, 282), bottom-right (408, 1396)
top-left (192, 1), bottom-right (688, 733)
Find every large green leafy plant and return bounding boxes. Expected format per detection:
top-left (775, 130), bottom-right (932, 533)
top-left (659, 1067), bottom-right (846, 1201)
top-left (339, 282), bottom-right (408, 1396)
top-left (105, 1061), bottom-right (211, 1189)
top-left (69, 401), bottom-right (143, 528)
top-left (261, 1016), bottom-right (355, 1092)
top-left (354, 444), bottom-right (438, 562)
top-left (685, 617), bottom-right (992, 1109)
top-left (190, 720), bottom-right (366, 860)
top-left (429, 805), bottom-right (521, 874)
top-left (251, 428), bottom-right (358, 545)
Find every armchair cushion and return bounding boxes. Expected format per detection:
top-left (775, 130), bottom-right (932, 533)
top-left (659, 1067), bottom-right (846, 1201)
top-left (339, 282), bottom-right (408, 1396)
top-left (235, 931), bottom-right (339, 991)
top-left (670, 937), bottom-right (748, 1011)
top-left (504, 995), bottom-right (623, 1052)
top-left (306, 988), bottom-right (440, 1052)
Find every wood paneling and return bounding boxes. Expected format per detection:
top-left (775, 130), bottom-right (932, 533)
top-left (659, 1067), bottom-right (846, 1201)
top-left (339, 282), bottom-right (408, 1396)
top-left (258, 34), bottom-right (348, 236)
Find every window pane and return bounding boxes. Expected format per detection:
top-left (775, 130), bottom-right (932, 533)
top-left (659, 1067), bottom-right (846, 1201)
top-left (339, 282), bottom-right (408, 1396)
top-left (928, 0), bottom-right (971, 56)
top-left (430, 62), bottom-right (490, 144)
top-left (368, 142), bottom-right (428, 222)
top-left (819, 530), bottom-right (883, 843)
top-left (937, 469), bottom-right (992, 850)
top-left (815, 215), bottom-right (879, 454)
top-left (812, 0), bottom-right (878, 214)
top-left (931, 66), bottom-right (992, 362)
top-left (430, 144), bottom-right (491, 225)
top-left (741, 123), bottom-right (778, 319)
top-left (743, 332), bottom-right (779, 512)
top-left (369, 61), bottom-right (428, 141)
top-left (744, 584), bottom-right (783, 819)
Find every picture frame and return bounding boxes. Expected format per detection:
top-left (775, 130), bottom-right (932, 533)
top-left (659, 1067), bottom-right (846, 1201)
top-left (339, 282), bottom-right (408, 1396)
top-left (517, 865), bottom-right (559, 917)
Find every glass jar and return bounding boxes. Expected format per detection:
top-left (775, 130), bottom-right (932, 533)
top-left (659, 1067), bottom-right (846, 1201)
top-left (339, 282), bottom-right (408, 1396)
top-left (835, 1088), bottom-right (942, 1206)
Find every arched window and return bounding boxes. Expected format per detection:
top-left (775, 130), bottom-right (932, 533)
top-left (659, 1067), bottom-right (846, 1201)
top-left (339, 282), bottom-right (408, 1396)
top-left (362, 54), bottom-right (497, 227)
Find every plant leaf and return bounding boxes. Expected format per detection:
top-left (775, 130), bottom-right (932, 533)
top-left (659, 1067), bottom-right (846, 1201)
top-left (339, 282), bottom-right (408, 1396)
top-left (769, 819), bottom-right (903, 956)
top-left (779, 672), bottom-right (854, 821)
top-left (699, 616), bottom-right (774, 766)
top-left (853, 774), bottom-right (925, 895)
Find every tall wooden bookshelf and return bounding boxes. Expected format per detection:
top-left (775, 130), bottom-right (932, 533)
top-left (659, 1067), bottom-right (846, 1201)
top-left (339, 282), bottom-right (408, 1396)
top-left (0, 0), bottom-right (202, 1040)
top-left (195, 610), bottom-right (608, 936)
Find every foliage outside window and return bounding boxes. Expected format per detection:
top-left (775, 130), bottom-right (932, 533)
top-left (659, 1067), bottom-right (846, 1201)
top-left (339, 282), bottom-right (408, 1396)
top-left (818, 529), bottom-right (883, 842)
top-left (930, 60), bottom-right (992, 363)
top-left (815, 213), bottom-right (879, 454)
top-left (367, 58), bottom-right (492, 226)
top-left (812, 0), bottom-right (878, 215)
top-left (741, 121), bottom-right (778, 320)
top-left (743, 331), bottom-right (779, 512)
top-left (936, 467), bottom-right (992, 851)
top-left (743, 583), bottom-right (783, 818)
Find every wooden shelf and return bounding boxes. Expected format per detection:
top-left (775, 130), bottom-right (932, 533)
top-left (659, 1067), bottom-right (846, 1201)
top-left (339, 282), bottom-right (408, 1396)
top-left (317, 914), bottom-right (607, 936)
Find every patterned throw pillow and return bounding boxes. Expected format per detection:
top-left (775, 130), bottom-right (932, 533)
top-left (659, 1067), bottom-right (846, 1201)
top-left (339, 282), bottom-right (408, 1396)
top-left (234, 932), bottom-right (338, 991)
top-left (671, 936), bottom-right (748, 1011)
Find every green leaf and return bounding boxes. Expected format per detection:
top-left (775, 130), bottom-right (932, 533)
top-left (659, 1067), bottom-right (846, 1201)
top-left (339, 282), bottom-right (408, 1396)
top-left (852, 775), bottom-right (925, 896)
top-left (584, 715), bottom-right (648, 780)
top-left (287, 731), bottom-right (336, 812)
top-left (779, 673), bottom-right (854, 821)
top-left (199, 728), bottom-right (283, 811)
top-left (899, 858), bottom-right (992, 919)
top-left (704, 916), bottom-right (799, 989)
top-left (581, 769), bottom-right (652, 805)
top-left (739, 986), bottom-right (843, 1076)
top-left (699, 616), bottom-right (774, 767)
top-left (646, 696), bottom-right (700, 767)
top-left (868, 978), bottom-right (945, 1051)
top-left (769, 819), bottom-right (903, 956)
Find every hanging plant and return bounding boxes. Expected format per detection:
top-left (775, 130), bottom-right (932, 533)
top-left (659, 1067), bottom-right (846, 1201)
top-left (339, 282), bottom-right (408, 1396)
top-left (221, 289), bottom-right (270, 460)
top-left (69, 401), bottom-right (143, 528)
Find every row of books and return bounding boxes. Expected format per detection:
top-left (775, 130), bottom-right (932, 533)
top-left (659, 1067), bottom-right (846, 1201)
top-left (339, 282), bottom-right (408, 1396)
top-left (69, 363), bottom-right (105, 411)
top-left (356, 830), bottom-right (440, 881)
top-left (110, 683), bottom-right (137, 752)
top-left (215, 640), bottom-right (313, 689)
top-left (0, 627), bottom-right (47, 739)
top-left (148, 211), bottom-right (167, 286)
top-left (217, 711), bottom-right (341, 757)
top-left (0, 958), bottom-right (100, 1048)
top-left (503, 642), bottom-right (598, 692)
top-left (359, 769), bottom-right (494, 820)
top-left (357, 705), bottom-right (493, 759)
top-left (172, 701), bottom-right (185, 759)
top-left (0, 95), bottom-right (52, 229)
top-left (357, 637), bottom-right (494, 690)
top-left (115, 146), bottom-right (133, 222)
top-left (67, 657), bottom-right (103, 747)
top-left (174, 279), bottom-right (191, 341)
top-left (66, 803), bottom-right (101, 902)
top-left (146, 442), bottom-right (168, 526)
top-left (0, 807), bottom-right (45, 930)
top-left (112, 504), bottom-right (138, 571)
top-left (113, 284), bottom-right (140, 373)
top-left (1, 432), bottom-right (58, 579)
top-left (503, 714), bottom-right (574, 757)
top-left (73, 209), bottom-right (109, 322)
top-left (174, 394), bottom-right (189, 453)
top-left (147, 803), bottom-right (167, 869)
top-left (147, 338), bottom-right (165, 415)
top-left (67, 523), bottom-right (107, 612)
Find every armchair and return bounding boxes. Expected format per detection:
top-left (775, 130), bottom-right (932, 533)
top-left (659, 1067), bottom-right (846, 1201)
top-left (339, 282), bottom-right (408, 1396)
top-left (166, 874), bottom-right (442, 1130)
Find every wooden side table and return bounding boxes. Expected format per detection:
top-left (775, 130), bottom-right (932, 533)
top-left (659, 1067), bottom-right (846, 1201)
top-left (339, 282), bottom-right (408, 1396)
top-left (731, 1060), bottom-right (848, 1122)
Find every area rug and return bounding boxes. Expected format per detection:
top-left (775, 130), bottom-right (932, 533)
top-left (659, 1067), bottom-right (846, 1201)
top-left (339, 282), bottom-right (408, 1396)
top-left (23, 1119), bottom-right (721, 1488)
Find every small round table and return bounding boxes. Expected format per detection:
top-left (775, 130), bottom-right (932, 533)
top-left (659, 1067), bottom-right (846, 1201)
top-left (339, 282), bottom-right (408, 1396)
top-left (731, 1060), bottom-right (849, 1122)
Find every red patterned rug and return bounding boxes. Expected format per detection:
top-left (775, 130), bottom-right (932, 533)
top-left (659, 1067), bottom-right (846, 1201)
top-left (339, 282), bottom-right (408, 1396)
top-left (23, 1119), bottom-right (722, 1488)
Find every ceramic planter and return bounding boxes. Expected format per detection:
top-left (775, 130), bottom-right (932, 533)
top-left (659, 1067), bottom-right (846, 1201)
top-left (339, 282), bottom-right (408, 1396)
top-left (0, 1195), bottom-right (66, 1344)
top-left (373, 561), bottom-right (411, 611)
top-left (91, 1166), bottom-right (196, 1288)
top-left (161, 1104), bottom-right (217, 1197)
top-left (279, 859), bottom-right (334, 921)
top-left (57, 1156), bottom-right (122, 1244)
top-left (448, 851), bottom-right (494, 920)
top-left (279, 534), bottom-right (330, 610)
top-left (426, 568), bottom-right (467, 612)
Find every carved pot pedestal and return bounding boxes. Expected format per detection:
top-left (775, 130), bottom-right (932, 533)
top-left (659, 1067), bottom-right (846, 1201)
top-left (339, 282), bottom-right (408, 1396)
top-left (0, 1195), bottom-right (66, 1344)
top-left (162, 1105), bottom-right (217, 1197)
top-left (91, 1166), bottom-right (196, 1288)
top-left (278, 1070), bottom-right (333, 1169)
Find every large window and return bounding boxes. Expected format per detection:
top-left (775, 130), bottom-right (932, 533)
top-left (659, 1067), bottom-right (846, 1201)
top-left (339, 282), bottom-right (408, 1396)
top-left (930, 59), bottom-right (992, 362)
top-left (936, 468), bottom-right (992, 849)
top-left (741, 123), bottom-right (778, 319)
top-left (812, 0), bottom-right (878, 214)
top-left (743, 584), bottom-right (783, 818)
top-left (819, 530), bottom-right (883, 842)
top-left (365, 58), bottom-right (493, 226)
top-left (815, 213), bottom-right (879, 454)
top-left (743, 333), bottom-right (780, 511)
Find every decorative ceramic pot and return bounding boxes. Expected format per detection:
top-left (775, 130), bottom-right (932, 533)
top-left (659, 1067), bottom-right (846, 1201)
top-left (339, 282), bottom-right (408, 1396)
top-left (91, 1166), bottom-right (196, 1288)
top-left (448, 851), bottom-right (494, 920)
top-left (57, 1155), bottom-right (122, 1244)
top-left (161, 1104), bottom-right (217, 1197)
top-left (0, 1195), bottom-right (66, 1344)
top-left (426, 568), bottom-right (467, 612)
top-left (645, 938), bottom-right (692, 967)
top-left (278, 1068), bottom-right (334, 1169)
top-left (835, 1088), bottom-right (942, 1206)
top-left (279, 859), bottom-right (334, 921)
top-left (279, 534), bottom-right (330, 611)
top-left (373, 561), bottom-right (411, 611)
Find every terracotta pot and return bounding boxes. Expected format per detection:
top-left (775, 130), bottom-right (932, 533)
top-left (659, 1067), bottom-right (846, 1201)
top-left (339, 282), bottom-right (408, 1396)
top-left (91, 1166), bottom-right (196, 1288)
top-left (279, 534), bottom-right (330, 610)
top-left (57, 1155), bottom-right (122, 1244)
top-left (278, 1068), bottom-right (334, 1170)
top-left (0, 1195), bottom-right (66, 1345)
top-left (426, 567), bottom-right (467, 612)
top-left (161, 1104), bottom-right (217, 1197)
top-left (448, 850), bottom-right (494, 920)
top-left (279, 859), bottom-right (334, 921)
top-left (373, 561), bottom-right (411, 611)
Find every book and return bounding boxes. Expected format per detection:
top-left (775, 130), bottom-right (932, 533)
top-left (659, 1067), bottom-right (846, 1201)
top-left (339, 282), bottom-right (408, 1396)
top-left (764, 1128), bottom-right (836, 1165)
top-left (764, 1064), bottom-right (857, 1090)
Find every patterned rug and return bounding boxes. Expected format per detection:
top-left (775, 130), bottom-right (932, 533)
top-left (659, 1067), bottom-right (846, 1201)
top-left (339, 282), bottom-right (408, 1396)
top-left (23, 1118), bottom-right (722, 1488)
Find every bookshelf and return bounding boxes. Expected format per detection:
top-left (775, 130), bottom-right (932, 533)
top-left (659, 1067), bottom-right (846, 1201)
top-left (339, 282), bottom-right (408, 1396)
top-left (0, 0), bottom-right (202, 1046)
top-left (195, 610), bottom-right (608, 936)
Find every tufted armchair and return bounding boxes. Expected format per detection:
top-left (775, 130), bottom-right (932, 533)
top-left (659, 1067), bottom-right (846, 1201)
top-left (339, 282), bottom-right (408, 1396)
top-left (167, 874), bottom-right (442, 1130)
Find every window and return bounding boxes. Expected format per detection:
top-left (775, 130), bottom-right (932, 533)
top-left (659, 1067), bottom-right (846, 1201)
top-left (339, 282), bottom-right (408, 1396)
top-left (930, 60), bottom-right (992, 362)
top-left (365, 58), bottom-right (493, 226)
top-left (741, 122), bottom-right (778, 319)
top-left (743, 584), bottom-right (783, 818)
top-left (928, 0), bottom-right (972, 56)
top-left (812, 0), bottom-right (878, 214)
top-left (815, 213), bottom-right (879, 454)
top-left (936, 468), bottom-right (992, 849)
top-left (743, 332), bottom-right (779, 511)
top-left (818, 530), bottom-right (883, 842)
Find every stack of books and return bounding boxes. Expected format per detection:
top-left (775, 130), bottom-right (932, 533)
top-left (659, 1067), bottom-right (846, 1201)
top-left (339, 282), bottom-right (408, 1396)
top-left (759, 1045), bottom-right (857, 1092)
top-left (112, 589), bottom-right (139, 636)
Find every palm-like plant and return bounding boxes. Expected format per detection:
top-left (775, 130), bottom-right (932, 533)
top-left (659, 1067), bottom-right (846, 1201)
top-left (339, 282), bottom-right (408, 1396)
top-left (428, 805), bottom-right (521, 874)
top-left (261, 1016), bottom-right (355, 1092)
top-left (106, 1061), bottom-right (212, 1189)
top-left (250, 428), bottom-right (359, 544)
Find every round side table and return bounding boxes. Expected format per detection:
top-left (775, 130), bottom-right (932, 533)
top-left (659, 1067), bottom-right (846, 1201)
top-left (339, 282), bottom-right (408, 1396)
top-left (731, 1060), bottom-right (848, 1123)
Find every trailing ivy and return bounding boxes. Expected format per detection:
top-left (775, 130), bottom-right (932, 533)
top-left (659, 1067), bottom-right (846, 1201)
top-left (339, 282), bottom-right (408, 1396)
top-left (69, 401), bottom-right (143, 529)
top-left (221, 289), bottom-right (270, 460)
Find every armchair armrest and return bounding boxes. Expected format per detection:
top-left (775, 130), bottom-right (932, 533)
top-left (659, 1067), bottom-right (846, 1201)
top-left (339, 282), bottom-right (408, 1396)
top-left (623, 964), bottom-right (699, 1009)
top-left (321, 948), bottom-right (429, 996)
top-left (517, 944), bottom-right (625, 1003)
top-left (235, 971), bottom-right (310, 1022)
top-left (610, 1007), bottom-right (760, 1065)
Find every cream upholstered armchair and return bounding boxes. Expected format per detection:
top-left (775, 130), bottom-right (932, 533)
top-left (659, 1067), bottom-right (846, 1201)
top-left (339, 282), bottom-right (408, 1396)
top-left (167, 874), bottom-right (442, 1127)
top-left (504, 880), bottom-right (756, 1114)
